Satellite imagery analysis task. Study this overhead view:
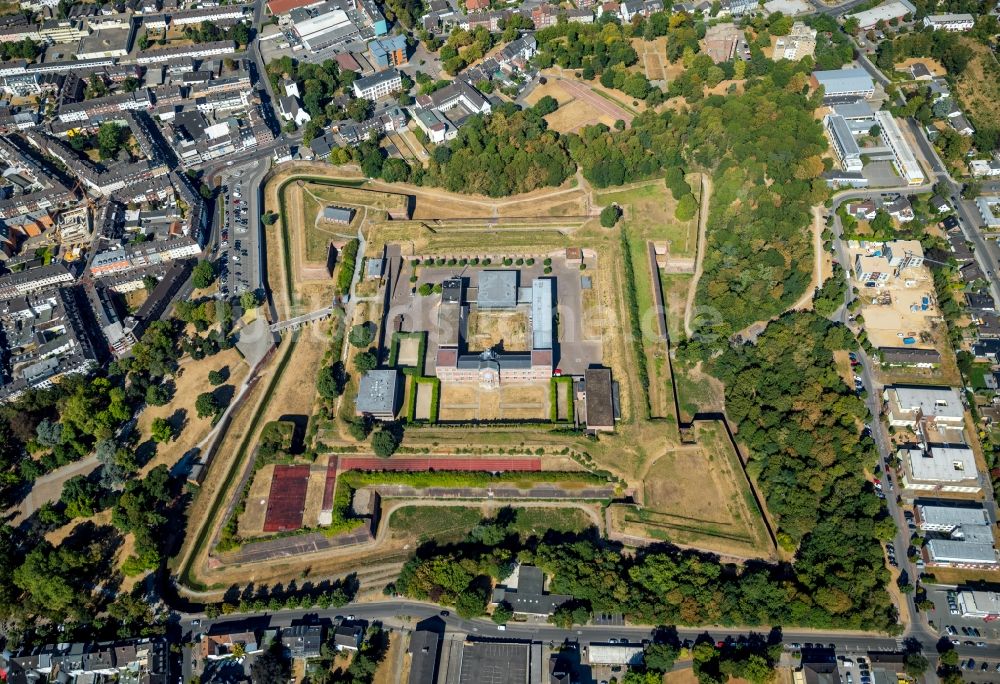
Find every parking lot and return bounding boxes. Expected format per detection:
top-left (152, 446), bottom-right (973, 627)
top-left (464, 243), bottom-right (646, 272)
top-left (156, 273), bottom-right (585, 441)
top-left (927, 587), bottom-right (1000, 644)
top-left (217, 164), bottom-right (260, 303)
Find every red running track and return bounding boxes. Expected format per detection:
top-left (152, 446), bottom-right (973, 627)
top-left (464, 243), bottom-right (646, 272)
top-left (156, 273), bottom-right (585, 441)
top-left (263, 464), bottom-right (310, 532)
top-left (336, 457), bottom-right (542, 472)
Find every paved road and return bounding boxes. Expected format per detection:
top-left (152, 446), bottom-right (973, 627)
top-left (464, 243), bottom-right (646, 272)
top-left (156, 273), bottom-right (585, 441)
top-left (9, 454), bottom-right (99, 524)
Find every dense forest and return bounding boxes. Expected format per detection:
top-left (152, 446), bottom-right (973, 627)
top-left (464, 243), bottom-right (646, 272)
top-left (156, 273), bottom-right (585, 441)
top-left (416, 102), bottom-right (575, 196)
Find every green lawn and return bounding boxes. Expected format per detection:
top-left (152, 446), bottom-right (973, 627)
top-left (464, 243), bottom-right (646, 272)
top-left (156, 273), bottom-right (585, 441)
top-left (596, 180), bottom-right (698, 257)
top-left (969, 363), bottom-right (992, 391)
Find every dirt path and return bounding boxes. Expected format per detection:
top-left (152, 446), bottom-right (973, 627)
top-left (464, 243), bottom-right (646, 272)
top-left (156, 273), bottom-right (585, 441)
top-left (787, 205), bottom-right (825, 312)
top-left (683, 174), bottom-right (712, 339)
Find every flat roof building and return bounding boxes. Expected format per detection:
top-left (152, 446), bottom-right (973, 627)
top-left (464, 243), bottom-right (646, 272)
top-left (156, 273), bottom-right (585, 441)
top-left (846, 0), bottom-right (915, 29)
top-left (899, 444), bottom-right (978, 495)
top-left (825, 114), bottom-right (863, 172)
top-left (355, 369), bottom-right (400, 420)
top-left (588, 644), bottom-right (644, 666)
top-left (584, 367), bottom-right (615, 432)
top-left (813, 68), bottom-right (875, 100)
top-left (352, 68), bottom-right (402, 100)
top-left (884, 385), bottom-right (965, 428)
top-left (458, 641), bottom-right (530, 684)
top-left (530, 279), bottom-right (552, 349)
top-left (477, 270), bottom-right (518, 309)
top-left (916, 501), bottom-right (990, 532)
top-left (874, 110), bottom-right (925, 186)
top-left (957, 590), bottom-right (1000, 619)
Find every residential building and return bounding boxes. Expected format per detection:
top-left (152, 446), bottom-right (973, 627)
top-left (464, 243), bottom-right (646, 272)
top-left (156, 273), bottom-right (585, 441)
top-left (922, 13), bottom-right (974, 30)
top-left (898, 444), bottom-right (981, 494)
top-left (774, 21), bottom-right (816, 59)
top-left (200, 631), bottom-right (261, 660)
top-left (884, 239), bottom-right (922, 268)
top-left (284, 625), bottom-right (323, 659)
top-left (971, 159), bottom-right (1000, 178)
top-left (977, 196), bottom-right (1000, 229)
top-left (332, 625), bottom-right (363, 652)
top-left (490, 565), bottom-right (572, 617)
top-left (854, 254), bottom-right (892, 286)
top-left (352, 68), bottom-right (401, 100)
top-left (0, 263), bottom-right (74, 298)
top-left (878, 347), bottom-right (941, 368)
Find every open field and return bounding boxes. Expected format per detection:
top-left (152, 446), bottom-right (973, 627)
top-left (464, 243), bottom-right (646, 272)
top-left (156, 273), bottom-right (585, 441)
top-left (617, 421), bottom-right (773, 559)
top-left (632, 37), bottom-right (668, 83)
top-left (597, 180), bottom-right (699, 259)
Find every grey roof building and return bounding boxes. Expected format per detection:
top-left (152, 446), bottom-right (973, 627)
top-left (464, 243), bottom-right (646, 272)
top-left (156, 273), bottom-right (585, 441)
top-left (491, 565), bottom-right (572, 617)
top-left (283, 624), bottom-right (324, 659)
top-left (458, 641), bottom-right (530, 684)
top-left (530, 278), bottom-right (553, 349)
top-left (813, 68), bottom-right (875, 100)
top-left (407, 629), bottom-right (441, 684)
top-left (355, 369), bottom-right (400, 420)
top-left (333, 624), bottom-right (363, 652)
top-left (322, 205), bottom-right (354, 224)
top-left (477, 270), bottom-right (518, 309)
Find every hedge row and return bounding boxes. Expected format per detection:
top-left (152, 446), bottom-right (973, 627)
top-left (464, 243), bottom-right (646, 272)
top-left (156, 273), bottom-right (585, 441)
top-left (335, 238), bottom-right (359, 295)
top-left (405, 375), bottom-right (441, 423)
top-left (389, 331), bottom-right (427, 373)
top-left (549, 376), bottom-right (575, 423)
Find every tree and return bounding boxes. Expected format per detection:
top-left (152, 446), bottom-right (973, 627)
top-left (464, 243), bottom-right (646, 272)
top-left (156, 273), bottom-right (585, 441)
top-left (316, 364), bottom-right (342, 400)
top-left (60, 475), bottom-right (100, 518)
top-left (195, 392), bottom-right (220, 419)
top-left (150, 417), bottom-right (175, 443)
top-left (418, 283), bottom-right (434, 296)
top-left (349, 322), bottom-right (376, 348)
top-left (868, 124), bottom-right (881, 138)
top-left (97, 123), bottom-right (128, 160)
top-left (240, 290), bottom-right (259, 311)
top-left (207, 369), bottom-right (227, 385)
top-left (348, 418), bottom-right (371, 441)
top-left (600, 204), bottom-right (622, 228)
top-left (353, 351), bottom-right (377, 373)
top-left (675, 193), bottom-right (698, 220)
top-left (250, 645), bottom-right (290, 684)
top-left (870, 210), bottom-right (893, 238)
top-left (192, 260), bottom-right (217, 289)
top-left (491, 601), bottom-right (514, 624)
top-left (261, 212), bottom-right (278, 225)
top-left (644, 643), bottom-right (679, 672)
top-left (372, 429), bottom-right (399, 458)
top-left (904, 653), bottom-right (929, 678)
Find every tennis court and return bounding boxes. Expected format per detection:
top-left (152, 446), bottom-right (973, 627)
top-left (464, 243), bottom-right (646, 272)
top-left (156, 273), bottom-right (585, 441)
top-left (262, 465), bottom-right (310, 532)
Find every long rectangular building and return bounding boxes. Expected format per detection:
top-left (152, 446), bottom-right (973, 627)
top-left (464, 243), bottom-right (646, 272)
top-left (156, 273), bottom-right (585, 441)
top-left (825, 114), bottom-right (863, 172)
top-left (875, 110), bottom-right (925, 186)
top-left (813, 68), bottom-right (875, 100)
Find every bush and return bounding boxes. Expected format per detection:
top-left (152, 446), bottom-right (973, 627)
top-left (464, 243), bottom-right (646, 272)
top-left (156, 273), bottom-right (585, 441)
top-left (353, 351), bottom-right (377, 373)
top-left (418, 283), bottom-right (433, 296)
top-left (348, 322), bottom-right (376, 348)
top-left (600, 204), bottom-right (622, 228)
top-left (675, 193), bottom-right (698, 221)
top-left (335, 239), bottom-right (359, 295)
top-left (372, 429), bottom-right (399, 458)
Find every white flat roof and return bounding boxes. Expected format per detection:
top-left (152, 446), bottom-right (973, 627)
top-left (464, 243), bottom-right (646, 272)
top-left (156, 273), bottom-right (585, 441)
top-left (959, 590), bottom-right (1000, 616)
top-left (907, 446), bottom-right (978, 482)
top-left (847, 0), bottom-right (914, 26)
top-left (875, 111), bottom-right (926, 184)
top-left (889, 385), bottom-right (964, 420)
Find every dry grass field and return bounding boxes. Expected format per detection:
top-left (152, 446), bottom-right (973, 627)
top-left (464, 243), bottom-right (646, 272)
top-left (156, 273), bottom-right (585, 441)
top-left (618, 422), bottom-right (773, 559)
top-left (437, 382), bottom-right (549, 421)
top-left (524, 78), bottom-right (621, 133)
top-left (466, 308), bottom-right (530, 351)
top-left (136, 347), bottom-right (248, 474)
top-left (239, 463), bottom-right (276, 537)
